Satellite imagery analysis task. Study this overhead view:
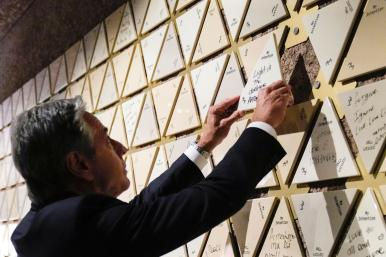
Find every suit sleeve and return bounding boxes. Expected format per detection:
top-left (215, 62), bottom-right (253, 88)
top-left (92, 128), bottom-right (286, 257)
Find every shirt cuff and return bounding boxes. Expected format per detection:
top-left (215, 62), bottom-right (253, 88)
top-left (184, 145), bottom-right (208, 172)
top-left (247, 121), bottom-right (277, 139)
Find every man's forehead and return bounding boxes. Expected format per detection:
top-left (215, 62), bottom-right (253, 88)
top-left (82, 112), bottom-right (105, 131)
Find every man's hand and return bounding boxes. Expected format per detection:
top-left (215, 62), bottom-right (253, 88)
top-left (198, 96), bottom-right (245, 152)
top-left (252, 80), bottom-right (294, 128)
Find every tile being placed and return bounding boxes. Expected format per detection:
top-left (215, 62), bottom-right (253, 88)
top-left (131, 146), bottom-right (158, 193)
top-left (338, 80), bottom-right (386, 173)
top-left (239, 0), bottom-right (288, 38)
top-left (142, 0), bottom-right (169, 34)
top-left (292, 98), bottom-right (359, 184)
top-left (121, 92), bottom-right (146, 146)
top-left (131, 0), bottom-right (150, 34)
top-left (105, 4), bottom-right (124, 53)
top-left (132, 92), bottom-right (160, 147)
top-left (122, 45), bottom-right (148, 97)
top-left (258, 197), bottom-right (304, 257)
top-left (192, 0), bottom-right (229, 62)
top-left (110, 105), bottom-right (128, 148)
top-left (176, 0), bottom-right (208, 64)
top-left (153, 23), bottom-right (185, 81)
top-left (191, 54), bottom-right (228, 123)
top-left (338, 0), bottom-right (386, 81)
top-left (337, 188), bottom-right (386, 257)
top-left (220, 0), bottom-right (248, 40)
top-left (166, 76), bottom-right (201, 136)
top-left (114, 3), bottom-right (137, 52)
top-left (291, 189), bottom-right (359, 257)
top-left (90, 23), bottom-right (109, 68)
top-left (112, 45), bottom-right (134, 96)
top-left (96, 61), bottom-right (119, 110)
top-left (303, 0), bottom-right (364, 84)
top-left (238, 34), bottom-right (282, 111)
top-left (148, 145), bottom-right (168, 184)
top-left (152, 76), bottom-right (183, 136)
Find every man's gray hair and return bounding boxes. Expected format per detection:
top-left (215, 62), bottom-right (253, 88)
top-left (11, 96), bottom-right (95, 206)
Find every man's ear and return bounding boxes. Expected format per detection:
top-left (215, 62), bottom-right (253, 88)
top-left (66, 151), bottom-right (94, 182)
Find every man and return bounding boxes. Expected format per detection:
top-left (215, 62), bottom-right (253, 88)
top-left (10, 80), bottom-right (293, 257)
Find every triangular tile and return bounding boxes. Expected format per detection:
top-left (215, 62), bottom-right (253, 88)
top-left (82, 79), bottom-right (94, 112)
top-left (141, 24), bottom-right (168, 81)
top-left (164, 134), bottom-right (196, 164)
top-left (123, 44), bottom-right (148, 97)
top-left (303, 0), bottom-right (364, 84)
top-left (191, 54), bottom-right (228, 123)
top-left (220, 0), bottom-right (248, 40)
top-left (256, 171), bottom-right (279, 189)
top-left (338, 80), bottom-right (386, 173)
top-left (276, 100), bottom-right (320, 184)
top-left (84, 24), bottom-right (100, 68)
top-left (238, 34), bottom-right (282, 111)
top-left (243, 197), bottom-right (277, 257)
top-left (212, 119), bottom-right (248, 165)
top-left (89, 62), bottom-right (107, 108)
top-left (94, 106), bottom-right (116, 133)
top-left (68, 77), bottom-right (85, 98)
top-left (202, 221), bottom-right (236, 257)
top-left (166, 76), bottom-right (201, 136)
top-left (338, 0), bottom-right (386, 81)
top-left (148, 145), bottom-right (168, 184)
top-left (117, 156), bottom-right (137, 202)
top-left (2, 97), bottom-right (12, 126)
top-left (153, 23), bottom-right (185, 81)
top-left (293, 98), bottom-right (359, 184)
top-left (380, 158), bottom-right (386, 173)
top-left (105, 4), bottom-right (125, 53)
top-left (131, 146), bottom-right (158, 193)
top-left (142, 0), bottom-right (170, 34)
top-left (53, 56), bottom-right (68, 94)
top-left (22, 79), bottom-right (36, 111)
top-left (114, 3), bottom-right (137, 52)
top-left (214, 52), bottom-right (245, 105)
top-left (12, 89), bottom-right (23, 118)
top-left (177, 0), bottom-right (198, 11)
top-left (121, 92), bottom-right (146, 146)
top-left (38, 67), bottom-right (51, 103)
top-left (71, 41), bottom-right (87, 82)
top-left (90, 23), bottom-right (109, 68)
top-left (186, 233), bottom-right (208, 257)
top-left (132, 0), bottom-right (151, 34)
top-left (132, 92), bottom-right (160, 147)
top-left (16, 184), bottom-right (30, 219)
top-left (238, 27), bottom-right (286, 80)
top-left (192, 0), bottom-right (229, 62)
top-left (239, 0), bottom-right (288, 38)
top-left (167, 0), bottom-right (178, 13)
top-left (152, 76), bottom-right (183, 136)
top-left (110, 105), bottom-right (128, 148)
top-left (112, 45), bottom-right (135, 96)
top-left (231, 201), bottom-right (253, 256)
top-left (258, 197), bottom-right (304, 257)
top-left (7, 188), bottom-right (18, 220)
top-left (291, 189), bottom-right (359, 257)
top-left (0, 104), bottom-right (3, 129)
top-left (162, 246), bottom-right (187, 257)
top-left (65, 42), bottom-right (80, 81)
top-left (337, 188), bottom-right (386, 257)
top-left (176, 0), bottom-right (208, 64)
top-left (2, 127), bottom-right (11, 156)
top-left (97, 62), bottom-right (119, 109)
top-left (380, 185), bottom-right (386, 205)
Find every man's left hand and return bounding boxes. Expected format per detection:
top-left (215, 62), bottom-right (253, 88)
top-left (197, 96), bottom-right (245, 152)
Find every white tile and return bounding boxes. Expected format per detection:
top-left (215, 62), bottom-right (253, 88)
top-left (153, 23), bottom-right (185, 81)
top-left (12, 88), bottom-right (23, 118)
top-left (131, 0), bottom-right (151, 33)
top-left (239, 0), bottom-right (288, 38)
top-left (141, 24), bottom-right (168, 81)
top-left (90, 23), bottom-right (109, 68)
top-left (192, 0), bottom-right (229, 62)
top-left (71, 40), bottom-right (87, 82)
top-left (162, 246), bottom-right (187, 257)
top-left (293, 98), bottom-right (359, 184)
top-left (176, 0), bottom-right (208, 64)
top-left (165, 134), bottom-right (197, 164)
top-left (2, 127), bottom-right (11, 156)
top-left (187, 233), bottom-right (208, 257)
top-left (380, 185), bottom-right (386, 205)
top-left (38, 67), bottom-right (51, 103)
top-left (220, 0), bottom-right (248, 40)
top-left (148, 145), bottom-right (168, 184)
top-left (105, 4), bottom-right (124, 53)
top-left (2, 96), bottom-right (12, 126)
top-left (114, 3), bottom-right (137, 52)
top-left (303, 0), bottom-right (364, 83)
top-left (142, 0), bottom-right (170, 34)
top-left (167, 0), bottom-right (178, 13)
top-left (238, 34), bottom-right (282, 111)
top-left (65, 41), bottom-right (80, 81)
top-left (94, 106), bottom-right (116, 133)
top-left (337, 188), bottom-right (386, 257)
top-left (110, 105), bottom-right (128, 148)
top-left (166, 76), bottom-right (201, 136)
top-left (6, 187), bottom-right (18, 220)
top-left (243, 197), bottom-right (277, 257)
top-left (84, 24), bottom-right (99, 68)
top-left (122, 44), bottom-right (148, 97)
top-left (50, 55), bottom-right (68, 94)
top-left (132, 92), bottom-right (160, 146)
top-left (338, 80), bottom-right (386, 173)
top-left (89, 62), bottom-right (107, 108)
top-left (131, 146), bottom-right (158, 193)
top-left (112, 45), bottom-right (135, 96)
top-left (256, 171), bottom-right (279, 189)
top-left (82, 79), bottom-right (94, 112)
top-left (96, 62), bottom-right (119, 110)
top-left (177, 0), bottom-right (199, 11)
top-left (121, 92), bottom-right (146, 146)
top-left (291, 189), bottom-right (359, 257)
top-left (338, 0), bottom-right (386, 81)
top-left (258, 197), bottom-right (304, 257)
top-left (191, 54), bottom-right (228, 122)
top-left (202, 221), bottom-right (235, 257)
top-left (214, 52), bottom-right (245, 105)
top-left (152, 76), bottom-right (183, 135)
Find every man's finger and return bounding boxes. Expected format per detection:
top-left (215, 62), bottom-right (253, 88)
top-left (269, 86), bottom-right (291, 98)
top-left (220, 110), bottom-right (244, 127)
top-left (212, 96), bottom-right (240, 114)
top-left (265, 80), bottom-right (286, 93)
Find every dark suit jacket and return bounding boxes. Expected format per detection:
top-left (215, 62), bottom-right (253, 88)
top-left (12, 127), bottom-right (285, 257)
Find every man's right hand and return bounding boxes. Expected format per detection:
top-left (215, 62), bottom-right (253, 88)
top-left (251, 80), bottom-right (294, 128)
